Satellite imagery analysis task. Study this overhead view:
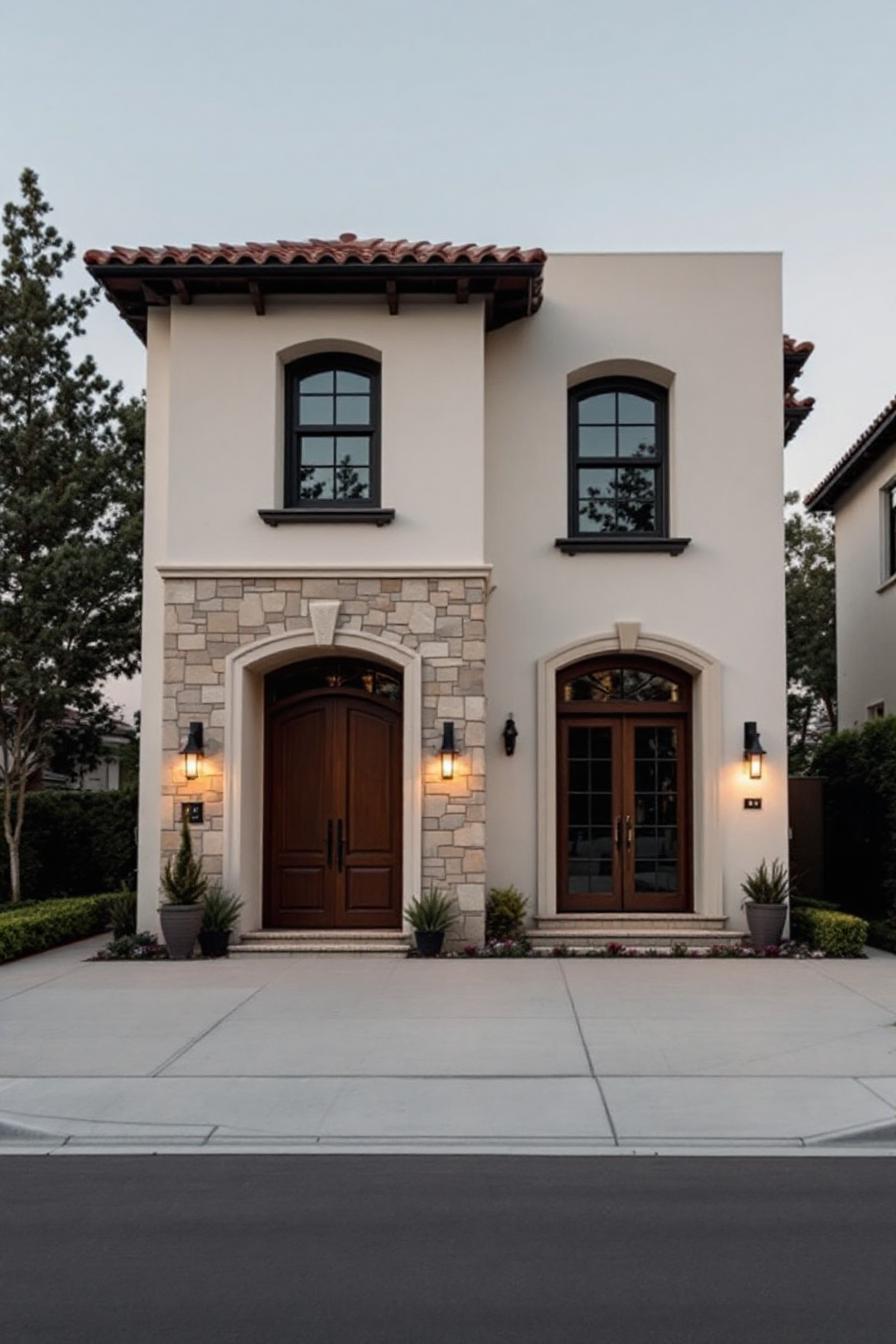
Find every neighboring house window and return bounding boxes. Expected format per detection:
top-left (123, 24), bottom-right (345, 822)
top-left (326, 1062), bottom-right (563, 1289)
top-left (568, 377), bottom-right (668, 538)
top-left (285, 355), bottom-right (380, 508)
top-left (886, 483), bottom-right (896, 580)
top-left (868, 701), bottom-right (886, 720)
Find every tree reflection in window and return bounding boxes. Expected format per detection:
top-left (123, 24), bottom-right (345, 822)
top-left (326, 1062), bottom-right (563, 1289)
top-left (570, 379), bottom-right (667, 537)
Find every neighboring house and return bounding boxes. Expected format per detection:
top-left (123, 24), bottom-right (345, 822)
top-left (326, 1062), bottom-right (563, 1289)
top-left (32, 718), bottom-right (134, 792)
top-left (86, 236), bottom-right (802, 950)
top-left (806, 393), bottom-right (896, 726)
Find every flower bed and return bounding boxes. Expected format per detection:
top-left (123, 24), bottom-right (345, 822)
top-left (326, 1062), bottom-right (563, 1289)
top-left (0, 894), bottom-right (113, 964)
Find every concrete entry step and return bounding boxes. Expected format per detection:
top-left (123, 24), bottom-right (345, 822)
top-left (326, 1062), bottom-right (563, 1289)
top-left (232, 928), bottom-right (410, 956)
top-left (531, 915), bottom-right (743, 951)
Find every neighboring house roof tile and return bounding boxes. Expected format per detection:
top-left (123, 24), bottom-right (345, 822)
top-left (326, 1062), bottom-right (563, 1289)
top-left (806, 392), bottom-right (896, 511)
top-left (84, 232), bottom-right (547, 338)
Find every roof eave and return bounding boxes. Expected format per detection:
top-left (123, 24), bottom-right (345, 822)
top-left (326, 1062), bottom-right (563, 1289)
top-left (806, 404), bottom-right (896, 511)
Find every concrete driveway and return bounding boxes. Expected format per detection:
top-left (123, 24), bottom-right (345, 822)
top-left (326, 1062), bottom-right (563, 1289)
top-left (2, 937), bottom-right (896, 1150)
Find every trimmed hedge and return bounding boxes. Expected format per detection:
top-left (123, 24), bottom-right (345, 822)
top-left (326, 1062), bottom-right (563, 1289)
top-left (812, 718), bottom-right (896, 919)
top-left (790, 906), bottom-right (868, 957)
top-left (0, 894), bottom-right (112, 964)
top-left (0, 790), bottom-right (137, 903)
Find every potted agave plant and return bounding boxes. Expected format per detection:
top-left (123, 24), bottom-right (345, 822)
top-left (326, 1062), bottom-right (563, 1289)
top-left (405, 886), bottom-right (458, 957)
top-left (741, 858), bottom-right (792, 951)
top-left (159, 813), bottom-right (207, 960)
top-left (199, 886), bottom-right (244, 959)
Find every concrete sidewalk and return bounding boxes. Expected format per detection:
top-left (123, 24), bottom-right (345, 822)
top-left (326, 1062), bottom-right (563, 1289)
top-left (2, 936), bottom-right (896, 1151)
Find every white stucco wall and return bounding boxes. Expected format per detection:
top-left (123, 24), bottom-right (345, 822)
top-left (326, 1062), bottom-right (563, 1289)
top-left (483, 253), bottom-right (788, 927)
top-left (164, 298), bottom-right (486, 569)
top-left (831, 440), bottom-right (896, 727)
top-left (136, 253), bottom-right (788, 933)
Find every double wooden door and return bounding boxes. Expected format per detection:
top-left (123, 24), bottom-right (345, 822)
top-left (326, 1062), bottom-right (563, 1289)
top-left (558, 715), bottom-right (690, 912)
top-left (264, 692), bottom-right (402, 928)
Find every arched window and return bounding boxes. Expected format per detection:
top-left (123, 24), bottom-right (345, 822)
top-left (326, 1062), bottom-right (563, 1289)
top-left (567, 376), bottom-right (669, 541)
top-left (284, 354), bottom-right (381, 509)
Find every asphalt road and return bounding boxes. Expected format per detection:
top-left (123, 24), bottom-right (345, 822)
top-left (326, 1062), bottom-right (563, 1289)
top-left (3, 1155), bottom-right (895, 1343)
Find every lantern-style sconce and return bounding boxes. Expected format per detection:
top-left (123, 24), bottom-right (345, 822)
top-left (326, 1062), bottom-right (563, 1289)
top-left (439, 721), bottom-right (457, 780)
top-left (743, 721), bottom-right (766, 780)
top-left (181, 721), bottom-right (204, 781)
top-left (502, 714), bottom-right (518, 756)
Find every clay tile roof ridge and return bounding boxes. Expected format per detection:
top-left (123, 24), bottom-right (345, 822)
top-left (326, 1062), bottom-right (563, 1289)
top-left (84, 236), bottom-right (547, 268)
top-left (783, 334), bottom-right (815, 355)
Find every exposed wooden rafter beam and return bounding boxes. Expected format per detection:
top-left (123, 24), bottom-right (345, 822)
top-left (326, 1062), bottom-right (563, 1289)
top-left (455, 277), bottom-right (470, 304)
top-left (249, 282), bottom-right (265, 316)
top-left (140, 282), bottom-right (168, 306)
top-left (385, 280), bottom-right (399, 316)
top-left (172, 279), bottom-right (192, 305)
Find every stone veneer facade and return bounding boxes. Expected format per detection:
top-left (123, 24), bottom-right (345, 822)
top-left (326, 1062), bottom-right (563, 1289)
top-left (161, 574), bottom-right (488, 946)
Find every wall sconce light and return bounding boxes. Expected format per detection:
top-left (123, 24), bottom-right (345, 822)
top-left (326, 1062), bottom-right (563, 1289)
top-left (181, 721), bottom-right (204, 781)
top-left (439, 721), bottom-right (457, 780)
top-left (502, 714), bottom-right (518, 756)
top-left (743, 721), bottom-right (766, 780)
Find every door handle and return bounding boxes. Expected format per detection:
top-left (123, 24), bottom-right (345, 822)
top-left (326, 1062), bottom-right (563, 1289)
top-left (625, 815), bottom-right (633, 850)
top-left (326, 820), bottom-right (333, 868)
top-left (336, 819), bottom-right (345, 873)
top-left (614, 816), bottom-right (623, 850)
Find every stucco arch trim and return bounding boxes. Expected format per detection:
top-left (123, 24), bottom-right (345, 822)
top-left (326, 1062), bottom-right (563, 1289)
top-left (535, 623), bottom-right (723, 919)
top-left (566, 358), bottom-right (675, 390)
top-left (223, 626), bottom-right (422, 931)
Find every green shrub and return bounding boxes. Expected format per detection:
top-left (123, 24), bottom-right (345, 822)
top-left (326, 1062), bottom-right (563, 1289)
top-left (201, 886), bottom-right (244, 933)
top-left (107, 889), bottom-right (137, 939)
top-left (486, 885), bottom-right (528, 942)
top-left (404, 887), bottom-right (457, 933)
top-left (790, 906), bottom-right (868, 957)
top-left (0, 790), bottom-right (137, 903)
top-left (0, 894), bottom-right (112, 964)
top-left (812, 718), bottom-right (896, 919)
top-left (96, 931), bottom-right (165, 961)
top-left (741, 859), bottom-right (792, 904)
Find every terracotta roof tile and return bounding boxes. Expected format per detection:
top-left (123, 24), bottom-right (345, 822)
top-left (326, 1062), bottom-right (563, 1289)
top-left (806, 392), bottom-right (896, 510)
top-left (83, 232), bottom-right (547, 269)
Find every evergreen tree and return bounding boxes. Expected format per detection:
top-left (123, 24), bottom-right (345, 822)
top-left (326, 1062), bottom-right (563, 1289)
top-left (785, 491), bottom-right (836, 772)
top-left (0, 168), bottom-right (143, 900)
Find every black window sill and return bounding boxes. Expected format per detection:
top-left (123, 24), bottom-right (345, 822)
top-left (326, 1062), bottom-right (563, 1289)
top-left (259, 508), bottom-right (396, 528)
top-left (555, 536), bottom-right (691, 556)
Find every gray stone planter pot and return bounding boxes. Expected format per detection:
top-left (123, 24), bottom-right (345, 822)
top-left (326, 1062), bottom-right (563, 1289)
top-left (159, 904), bottom-right (204, 960)
top-left (745, 901), bottom-right (787, 952)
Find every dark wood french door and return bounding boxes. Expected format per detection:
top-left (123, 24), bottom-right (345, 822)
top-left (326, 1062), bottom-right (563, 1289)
top-left (558, 713), bottom-right (691, 913)
top-left (264, 691), bottom-right (402, 929)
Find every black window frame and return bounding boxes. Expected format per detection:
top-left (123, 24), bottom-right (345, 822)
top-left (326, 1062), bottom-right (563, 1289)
top-left (284, 352), bottom-right (382, 511)
top-left (566, 376), bottom-right (670, 541)
top-left (886, 482), bottom-right (896, 581)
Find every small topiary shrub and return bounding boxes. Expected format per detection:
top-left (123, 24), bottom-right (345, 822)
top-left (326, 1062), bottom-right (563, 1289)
top-left (0, 894), bottom-right (112, 963)
top-left (790, 906), bottom-right (868, 957)
top-left (485, 885), bottom-right (528, 944)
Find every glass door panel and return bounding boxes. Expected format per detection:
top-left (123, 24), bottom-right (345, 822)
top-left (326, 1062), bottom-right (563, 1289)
top-left (559, 720), bottom-right (622, 911)
top-left (624, 720), bottom-right (687, 910)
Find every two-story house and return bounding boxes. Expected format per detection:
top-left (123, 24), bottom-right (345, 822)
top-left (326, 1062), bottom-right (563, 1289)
top-left (86, 235), bottom-right (793, 951)
top-left (806, 393), bottom-right (896, 726)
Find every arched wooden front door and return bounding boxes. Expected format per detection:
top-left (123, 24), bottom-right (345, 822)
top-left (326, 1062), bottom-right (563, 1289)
top-left (557, 656), bottom-right (692, 913)
top-left (263, 658), bottom-right (402, 929)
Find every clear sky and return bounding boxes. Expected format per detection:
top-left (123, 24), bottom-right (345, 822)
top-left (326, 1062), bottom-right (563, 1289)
top-left (2, 0), bottom-right (894, 712)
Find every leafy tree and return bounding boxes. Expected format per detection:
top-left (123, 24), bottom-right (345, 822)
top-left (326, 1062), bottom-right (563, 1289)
top-left (0, 168), bottom-right (143, 901)
top-left (785, 491), bottom-right (836, 773)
